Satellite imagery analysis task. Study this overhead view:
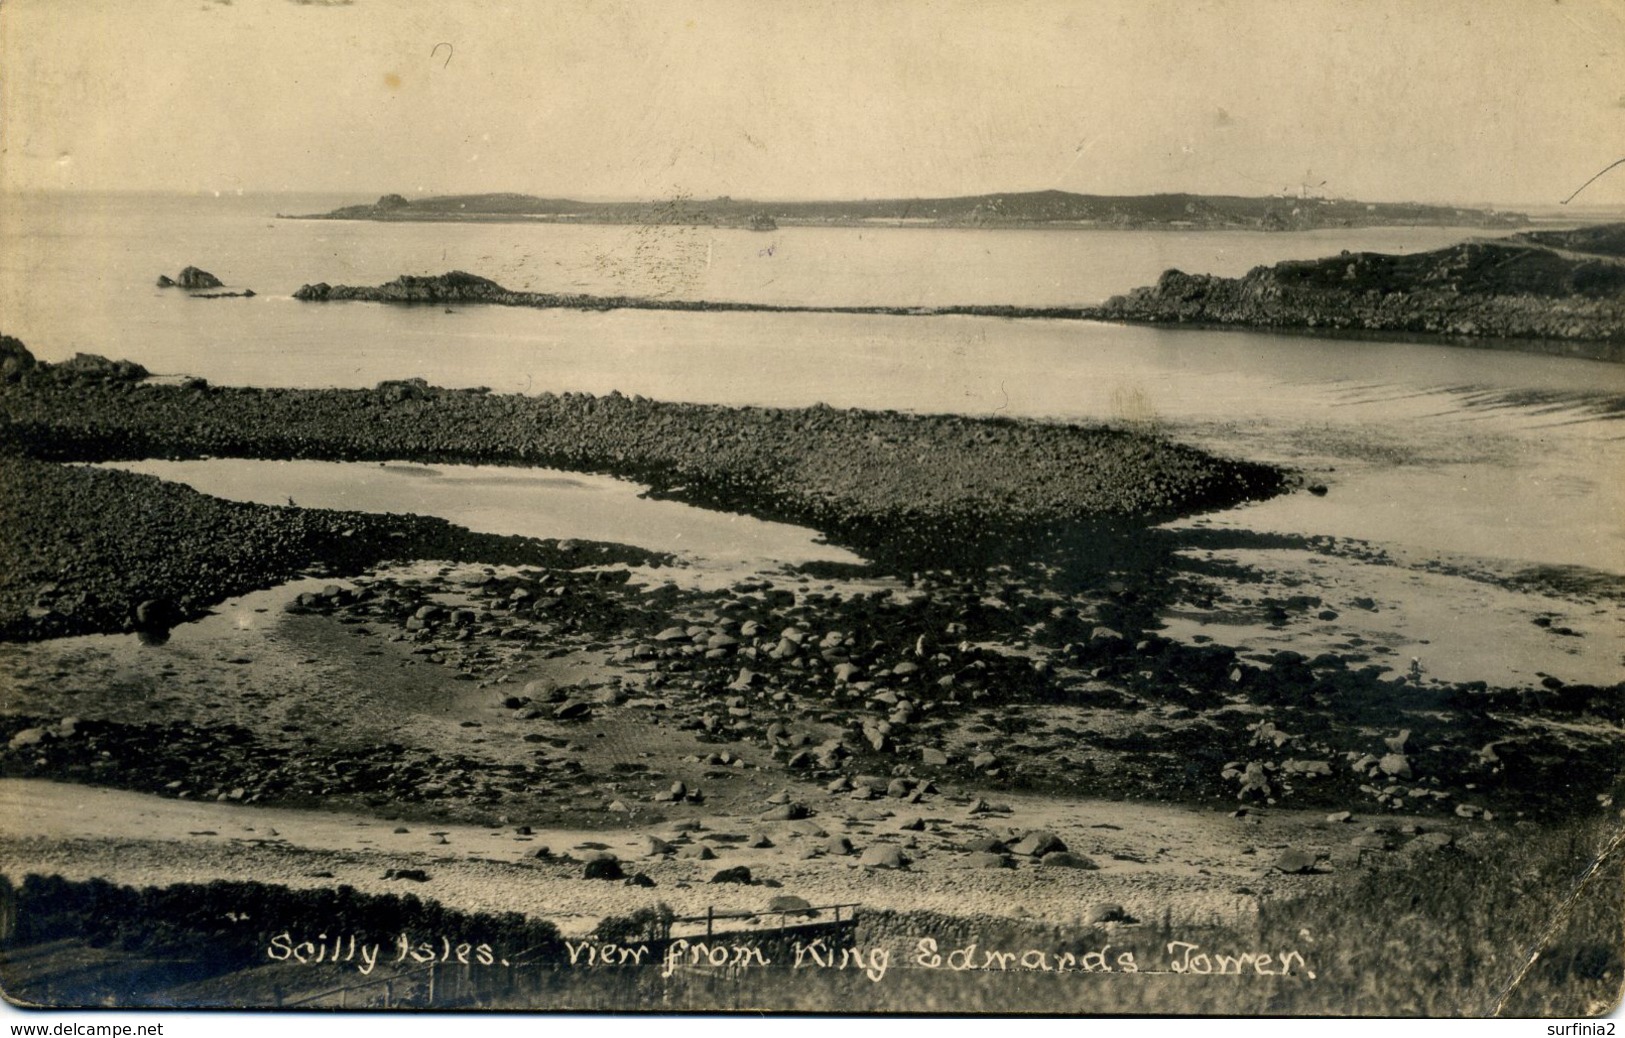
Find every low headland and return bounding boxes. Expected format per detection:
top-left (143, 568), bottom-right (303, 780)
top-left (1092, 223), bottom-right (1625, 354)
top-left (288, 189), bottom-right (1528, 233)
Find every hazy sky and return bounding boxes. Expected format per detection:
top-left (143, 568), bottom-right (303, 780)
top-left (3, 0), bottom-right (1623, 205)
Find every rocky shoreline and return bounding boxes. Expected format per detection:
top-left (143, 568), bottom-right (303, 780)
top-left (1093, 225), bottom-right (1625, 354)
top-left (0, 339), bottom-right (1288, 563)
top-left (288, 224), bottom-right (1625, 362)
top-left (0, 457), bottom-right (664, 642)
top-left (293, 270), bottom-right (1089, 320)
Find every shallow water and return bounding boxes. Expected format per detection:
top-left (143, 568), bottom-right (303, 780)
top-left (103, 459), bottom-right (861, 570)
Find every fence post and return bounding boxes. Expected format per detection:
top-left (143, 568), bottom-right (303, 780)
top-left (706, 905), bottom-right (714, 938)
top-left (428, 961), bottom-right (436, 1005)
top-left (384, 979), bottom-right (393, 1009)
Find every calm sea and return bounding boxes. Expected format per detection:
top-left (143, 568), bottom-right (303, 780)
top-left (4, 191), bottom-right (1622, 582)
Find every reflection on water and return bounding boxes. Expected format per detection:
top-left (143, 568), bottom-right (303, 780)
top-left (101, 458), bottom-right (862, 570)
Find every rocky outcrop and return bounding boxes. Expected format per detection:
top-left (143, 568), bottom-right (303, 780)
top-left (157, 267), bottom-right (225, 290)
top-left (1095, 225), bottom-right (1625, 353)
top-left (295, 271), bottom-right (508, 303)
top-left (51, 353), bottom-right (149, 381)
top-left (0, 336), bottom-right (35, 381)
top-left (178, 266), bottom-right (224, 289)
top-left (291, 270), bottom-right (1093, 319)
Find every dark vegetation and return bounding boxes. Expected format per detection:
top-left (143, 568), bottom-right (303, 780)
top-left (4, 811), bottom-right (1618, 1013)
top-left (0, 874), bottom-right (562, 1007)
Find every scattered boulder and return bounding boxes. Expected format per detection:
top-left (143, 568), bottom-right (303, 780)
top-left (767, 895), bottom-right (813, 914)
top-left (1274, 848), bottom-right (1320, 874)
top-left (382, 868), bottom-right (431, 882)
top-left (1086, 904), bottom-right (1133, 924)
top-left (1009, 830), bottom-right (1066, 857)
top-left (1236, 762), bottom-right (1273, 800)
top-left (1039, 851), bottom-right (1099, 870)
top-left (966, 852), bottom-right (1013, 869)
top-left (8, 728), bottom-right (47, 750)
top-left (583, 858), bottom-right (625, 880)
top-left (710, 866), bottom-right (753, 884)
top-left (553, 700), bottom-right (592, 721)
top-left (1378, 754), bottom-right (1413, 779)
top-left (134, 598), bottom-right (178, 634)
top-left (1407, 831), bottom-right (1456, 853)
top-left (859, 844), bottom-right (909, 869)
top-left (641, 835), bottom-right (672, 857)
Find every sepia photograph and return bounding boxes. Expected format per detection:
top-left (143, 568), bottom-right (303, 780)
top-left (0, 0), bottom-right (1621, 1019)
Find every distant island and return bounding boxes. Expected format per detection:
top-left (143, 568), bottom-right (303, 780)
top-left (291, 224), bottom-right (1625, 359)
top-left (286, 189), bottom-right (1528, 232)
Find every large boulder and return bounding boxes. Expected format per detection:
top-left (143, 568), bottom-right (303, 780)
top-left (1274, 848), bottom-right (1321, 874)
top-left (1009, 830), bottom-right (1066, 857)
top-left (1086, 903), bottom-right (1133, 924)
top-left (583, 857), bottom-right (624, 880)
top-left (1378, 754), bottom-right (1413, 779)
top-left (965, 852), bottom-right (1013, 869)
top-left (1039, 851), bottom-right (1099, 870)
top-left (859, 844), bottom-right (909, 869)
top-left (767, 895), bottom-right (813, 914)
top-left (553, 700), bottom-right (592, 721)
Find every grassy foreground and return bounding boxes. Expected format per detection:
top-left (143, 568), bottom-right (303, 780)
top-left (3, 807), bottom-right (1619, 1013)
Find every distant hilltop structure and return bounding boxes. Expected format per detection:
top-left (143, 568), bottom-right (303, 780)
top-left (289, 190), bottom-right (1530, 233)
